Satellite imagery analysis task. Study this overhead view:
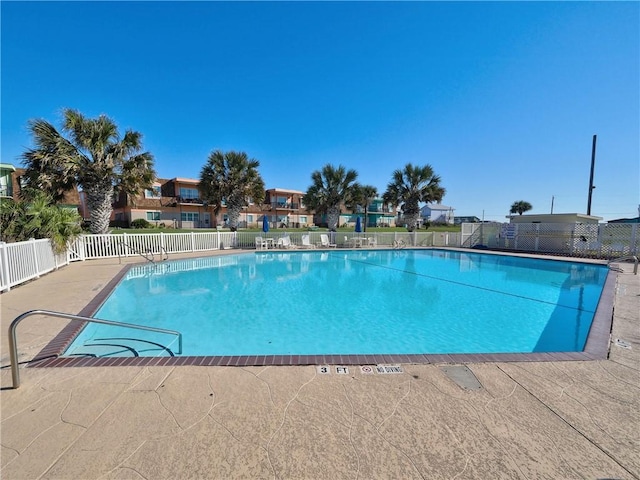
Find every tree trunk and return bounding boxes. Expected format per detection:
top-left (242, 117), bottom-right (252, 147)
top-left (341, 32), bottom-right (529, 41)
top-left (85, 182), bottom-right (114, 234)
top-left (327, 205), bottom-right (340, 231)
top-left (226, 198), bottom-right (243, 232)
top-left (403, 200), bottom-right (421, 232)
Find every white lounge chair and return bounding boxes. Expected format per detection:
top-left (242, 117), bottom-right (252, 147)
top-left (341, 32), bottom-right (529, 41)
top-left (300, 234), bottom-right (315, 249)
top-left (255, 236), bottom-right (268, 250)
top-left (318, 234), bottom-right (337, 248)
top-left (277, 235), bottom-right (296, 249)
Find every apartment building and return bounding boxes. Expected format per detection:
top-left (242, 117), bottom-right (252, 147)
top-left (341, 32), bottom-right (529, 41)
top-left (111, 181), bottom-right (313, 230)
top-left (112, 177), bottom-right (215, 228)
top-left (0, 163), bottom-right (81, 211)
top-left (1, 163), bottom-right (393, 231)
top-left (263, 188), bottom-right (312, 228)
top-left (312, 198), bottom-right (397, 228)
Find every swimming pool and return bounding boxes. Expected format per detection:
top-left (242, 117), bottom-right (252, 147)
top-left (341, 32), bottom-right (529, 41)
top-left (62, 249), bottom-right (609, 359)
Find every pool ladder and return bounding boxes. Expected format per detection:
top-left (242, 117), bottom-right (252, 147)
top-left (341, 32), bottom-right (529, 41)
top-left (117, 241), bottom-right (169, 264)
top-left (608, 255), bottom-right (638, 275)
top-left (7, 309), bottom-right (182, 389)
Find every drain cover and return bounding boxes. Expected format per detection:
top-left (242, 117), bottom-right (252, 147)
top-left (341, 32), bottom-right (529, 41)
top-left (614, 338), bottom-right (632, 350)
top-left (439, 365), bottom-right (483, 390)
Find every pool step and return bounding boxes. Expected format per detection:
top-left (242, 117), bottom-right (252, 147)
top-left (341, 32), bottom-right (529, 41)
top-left (64, 337), bottom-right (176, 358)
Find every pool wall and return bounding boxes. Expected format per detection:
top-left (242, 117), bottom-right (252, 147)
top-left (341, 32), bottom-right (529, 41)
top-left (29, 250), bottom-right (616, 368)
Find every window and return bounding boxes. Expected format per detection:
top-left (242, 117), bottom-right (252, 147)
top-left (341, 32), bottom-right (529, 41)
top-left (247, 214), bottom-right (254, 223)
top-left (0, 175), bottom-right (10, 197)
top-left (181, 212), bottom-right (199, 222)
top-left (299, 216), bottom-right (307, 224)
top-left (179, 187), bottom-right (199, 199)
top-left (144, 186), bottom-right (161, 198)
top-left (146, 211), bottom-right (160, 221)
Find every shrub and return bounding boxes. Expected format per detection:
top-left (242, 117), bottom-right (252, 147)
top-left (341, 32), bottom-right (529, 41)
top-left (131, 218), bottom-right (151, 229)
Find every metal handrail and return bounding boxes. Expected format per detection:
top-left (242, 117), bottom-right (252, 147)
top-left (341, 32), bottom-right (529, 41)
top-left (8, 309), bottom-right (182, 389)
top-left (116, 241), bottom-right (168, 264)
top-left (117, 240), bottom-right (155, 264)
top-left (608, 255), bottom-right (638, 275)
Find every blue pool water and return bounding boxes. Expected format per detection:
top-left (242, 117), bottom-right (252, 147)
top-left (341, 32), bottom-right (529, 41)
top-left (64, 250), bottom-right (608, 357)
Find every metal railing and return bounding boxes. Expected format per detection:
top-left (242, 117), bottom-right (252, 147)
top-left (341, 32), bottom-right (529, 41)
top-left (8, 309), bottom-right (182, 389)
top-left (117, 241), bottom-right (168, 264)
top-left (608, 255), bottom-right (638, 275)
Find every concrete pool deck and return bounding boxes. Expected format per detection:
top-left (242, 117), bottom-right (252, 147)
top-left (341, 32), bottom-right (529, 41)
top-left (1, 251), bottom-right (638, 479)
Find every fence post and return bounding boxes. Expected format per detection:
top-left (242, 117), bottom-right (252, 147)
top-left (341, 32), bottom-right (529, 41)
top-left (191, 232), bottom-right (196, 252)
top-left (30, 238), bottom-right (40, 278)
top-left (80, 235), bottom-right (86, 261)
top-left (0, 242), bottom-right (10, 292)
top-left (160, 232), bottom-right (165, 253)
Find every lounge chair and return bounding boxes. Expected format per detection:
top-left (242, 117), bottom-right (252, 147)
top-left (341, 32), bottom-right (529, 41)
top-left (300, 234), bottom-right (315, 249)
top-left (277, 235), bottom-right (296, 249)
top-left (318, 234), bottom-right (337, 248)
top-left (255, 236), bottom-right (268, 250)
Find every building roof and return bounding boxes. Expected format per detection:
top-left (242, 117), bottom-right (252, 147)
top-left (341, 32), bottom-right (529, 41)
top-left (508, 213), bottom-right (603, 223)
top-left (268, 188), bottom-right (305, 195)
top-left (421, 203), bottom-right (454, 211)
top-left (608, 217), bottom-right (640, 223)
top-left (170, 177), bottom-right (200, 184)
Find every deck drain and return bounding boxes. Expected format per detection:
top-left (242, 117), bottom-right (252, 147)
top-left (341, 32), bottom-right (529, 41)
top-left (614, 338), bottom-right (632, 350)
top-left (439, 365), bottom-right (483, 390)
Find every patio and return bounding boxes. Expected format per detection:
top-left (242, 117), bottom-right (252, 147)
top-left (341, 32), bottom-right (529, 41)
top-left (1, 251), bottom-right (638, 479)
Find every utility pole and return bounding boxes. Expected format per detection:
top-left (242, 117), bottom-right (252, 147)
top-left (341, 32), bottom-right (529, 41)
top-left (587, 135), bottom-right (597, 215)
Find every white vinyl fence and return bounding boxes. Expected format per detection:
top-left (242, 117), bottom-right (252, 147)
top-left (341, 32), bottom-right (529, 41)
top-left (70, 230), bottom-right (461, 260)
top-left (0, 239), bottom-right (70, 292)
top-left (70, 231), bottom-right (228, 260)
top-left (2, 223), bottom-right (637, 292)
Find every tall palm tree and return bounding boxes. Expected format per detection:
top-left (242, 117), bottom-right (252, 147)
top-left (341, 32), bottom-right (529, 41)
top-left (383, 163), bottom-right (445, 232)
top-left (303, 164), bottom-right (359, 231)
top-left (199, 150), bottom-right (265, 231)
top-left (510, 200), bottom-right (533, 215)
top-left (21, 109), bottom-right (155, 234)
top-left (354, 184), bottom-right (378, 232)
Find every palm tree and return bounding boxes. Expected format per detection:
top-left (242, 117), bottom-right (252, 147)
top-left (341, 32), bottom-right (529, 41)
top-left (199, 150), bottom-right (265, 231)
top-left (21, 109), bottom-right (155, 234)
top-left (302, 164), bottom-right (359, 231)
top-left (354, 184), bottom-right (378, 232)
top-left (0, 192), bottom-right (81, 252)
top-left (510, 200), bottom-right (533, 215)
top-left (383, 163), bottom-right (445, 232)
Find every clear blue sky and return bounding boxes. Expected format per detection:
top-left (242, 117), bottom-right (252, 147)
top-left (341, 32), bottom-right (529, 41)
top-left (2, 1), bottom-right (638, 221)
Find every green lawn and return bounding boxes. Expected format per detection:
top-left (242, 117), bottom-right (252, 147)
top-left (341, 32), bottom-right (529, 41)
top-left (104, 225), bottom-right (461, 234)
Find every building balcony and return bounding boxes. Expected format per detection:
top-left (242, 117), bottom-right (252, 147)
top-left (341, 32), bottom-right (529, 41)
top-left (0, 186), bottom-right (13, 198)
top-left (271, 202), bottom-right (300, 210)
top-left (177, 196), bottom-right (204, 205)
